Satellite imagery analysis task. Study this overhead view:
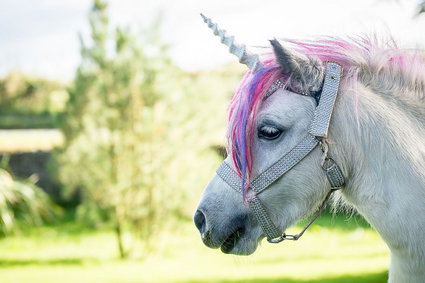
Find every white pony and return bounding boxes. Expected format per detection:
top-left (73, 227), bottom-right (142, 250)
top-left (194, 16), bottom-right (425, 283)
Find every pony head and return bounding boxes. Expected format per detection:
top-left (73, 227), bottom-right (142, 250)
top-left (194, 15), bottom-right (425, 255)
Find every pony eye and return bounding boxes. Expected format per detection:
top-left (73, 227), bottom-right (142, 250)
top-left (258, 125), bottom-right (282, 140)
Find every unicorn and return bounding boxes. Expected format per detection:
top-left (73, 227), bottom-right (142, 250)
top-left (194, 14), bottom-right (425, 282)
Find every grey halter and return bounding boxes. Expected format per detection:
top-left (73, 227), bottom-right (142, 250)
top-left (201, 14), bottom-right (345, 243)
top-left (216, 62), bottom-right (345, 243)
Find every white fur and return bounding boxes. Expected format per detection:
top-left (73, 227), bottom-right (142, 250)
top-left (196, 53), bottom-right (425, 283)
top-left (330, 82), bottom-right (425, 282)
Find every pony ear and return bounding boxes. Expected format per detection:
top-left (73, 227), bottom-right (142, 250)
top-left (270, 39), bottom-right (305, 79)
top-left (270, 39), bottom-right (324, 95)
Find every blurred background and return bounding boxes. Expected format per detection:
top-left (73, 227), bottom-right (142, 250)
top-left (0, 0), bottom-right (423, 282)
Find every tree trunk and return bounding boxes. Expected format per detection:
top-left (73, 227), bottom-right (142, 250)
top-left (114, 214), bottom-right (126, 259)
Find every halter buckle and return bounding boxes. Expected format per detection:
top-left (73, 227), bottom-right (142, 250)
top-left (322, 157), bottom-right (345, 189)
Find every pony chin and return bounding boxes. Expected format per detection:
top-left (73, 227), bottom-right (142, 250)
top-left (220, 228), bottom-right (263, 255)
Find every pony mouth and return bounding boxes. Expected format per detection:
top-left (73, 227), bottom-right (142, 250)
top-left (220, 228), bottom-right (244, 253)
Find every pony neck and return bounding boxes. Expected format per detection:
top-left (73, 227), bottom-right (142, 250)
top-left (330, 84), bottom-right (425, 282)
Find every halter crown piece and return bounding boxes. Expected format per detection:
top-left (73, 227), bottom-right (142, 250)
top-left (201, 14), bottom-right (346, 243)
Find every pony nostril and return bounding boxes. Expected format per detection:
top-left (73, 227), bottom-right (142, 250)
top-left (194, 210), bottom-right (206, 234)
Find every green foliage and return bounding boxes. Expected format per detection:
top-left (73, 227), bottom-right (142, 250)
top-left (0, 73), bottom-right (66, 128)
top-left (169, 64), bottom-right (246, 217)
top-left (0, 167), bottom-right (57, 237)
top-left (0, 72), bottom-right (67, 115)
top-left (55, 0), bottom-right (175, 258)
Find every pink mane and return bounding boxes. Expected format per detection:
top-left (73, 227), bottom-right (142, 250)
top-left (227, 36), bottom-right (425, 201)
top-left (227, 59), bottom-right (289, 200)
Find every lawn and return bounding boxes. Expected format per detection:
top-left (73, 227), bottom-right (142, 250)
top-left (0, 214), bottom-right (389, 283)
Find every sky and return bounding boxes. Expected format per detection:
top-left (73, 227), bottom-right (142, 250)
top-left (0, 0), bottom-right (424, 82)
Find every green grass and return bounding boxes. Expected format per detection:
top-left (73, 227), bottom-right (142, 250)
top-left (0, 214), bottom-right (389, 283)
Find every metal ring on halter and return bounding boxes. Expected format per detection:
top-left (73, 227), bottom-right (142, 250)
top-left (281, 234), bottom-right (300, 241)
top-left (319, 140), bottom-right (345, 190)
top-left (268, 233), bottom-right (301, 242)
top-left (267, 233), bottom-right (302, 243)
top-left (268, 235), bottom-right (286, 243)
top-left (267, 188), bottom-right (335, 243)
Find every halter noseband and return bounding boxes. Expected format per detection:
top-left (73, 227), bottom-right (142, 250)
top-left (216, 62), bottom-right (345, 243)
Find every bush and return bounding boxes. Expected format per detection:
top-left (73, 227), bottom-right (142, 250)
top-left (0, 72), bottom-right (67, 115)
top-left (0, 168), bottom-right (57, 236)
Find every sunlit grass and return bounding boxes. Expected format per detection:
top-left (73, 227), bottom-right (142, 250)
top-left (0, 215), bottom-right (389, 283)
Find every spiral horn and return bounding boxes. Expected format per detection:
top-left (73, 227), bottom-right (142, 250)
top-left (200, 13), bottom-right (263, 72)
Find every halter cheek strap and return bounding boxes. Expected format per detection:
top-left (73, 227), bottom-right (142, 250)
top-left (216, 62), bottom-right (345, 243)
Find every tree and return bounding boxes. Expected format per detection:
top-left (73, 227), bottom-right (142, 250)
top-left (56, 0), bottom-right (171, 258)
